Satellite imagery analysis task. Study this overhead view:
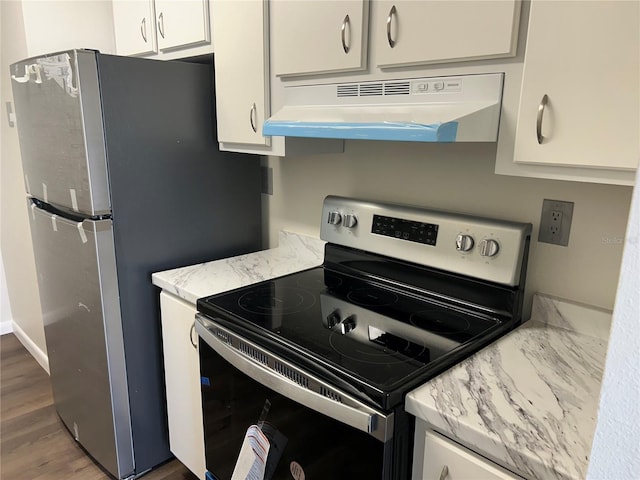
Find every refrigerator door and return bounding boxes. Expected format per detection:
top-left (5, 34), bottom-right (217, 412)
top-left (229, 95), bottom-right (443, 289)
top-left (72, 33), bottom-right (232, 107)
top-left (27, 200), bottom-right (133, 479)
top-left (11, 50), bottom-right (110, 216)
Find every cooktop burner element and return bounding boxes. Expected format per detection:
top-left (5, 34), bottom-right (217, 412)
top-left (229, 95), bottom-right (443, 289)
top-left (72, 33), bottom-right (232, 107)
top-left (237, 285), bottom-right (316, 316)
top-left (197, 196), bottom-right (532, 410)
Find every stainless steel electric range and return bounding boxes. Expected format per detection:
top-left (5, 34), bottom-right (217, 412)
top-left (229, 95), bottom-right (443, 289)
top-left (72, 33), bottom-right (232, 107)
top-left (196, 196), bottom-right (532, 480)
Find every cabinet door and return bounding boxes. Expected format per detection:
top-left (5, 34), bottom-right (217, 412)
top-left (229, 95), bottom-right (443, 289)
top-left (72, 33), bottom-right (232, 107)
top-left (513, 0), bottom-right (639, 170)
top-left (159, 292), bottom-right (206, 480)
top-left (155, 0), bottom-right (211, 51)
top-left (374, 0), bottom-right (520, 68)
top-left (418, 430), bottom-right (521, 480)
top-left (212, 0), bottom-right (269, 146)
top-left (271, 0), bottom-right (368, 77)
top-left (112, 0), bottom-right (158, 56)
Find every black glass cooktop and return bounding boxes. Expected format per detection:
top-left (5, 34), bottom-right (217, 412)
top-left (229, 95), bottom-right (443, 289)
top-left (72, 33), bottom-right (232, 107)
top-left (197, 266), bottom-right (512, 408)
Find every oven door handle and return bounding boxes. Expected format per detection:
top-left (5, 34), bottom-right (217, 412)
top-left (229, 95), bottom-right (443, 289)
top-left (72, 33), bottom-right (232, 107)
top-left (196, 314), bottom-right (393, 442)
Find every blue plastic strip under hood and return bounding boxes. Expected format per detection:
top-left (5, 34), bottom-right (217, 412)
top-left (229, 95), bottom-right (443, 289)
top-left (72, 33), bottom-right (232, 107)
top-left (262, 120), bottom-right (458, 142)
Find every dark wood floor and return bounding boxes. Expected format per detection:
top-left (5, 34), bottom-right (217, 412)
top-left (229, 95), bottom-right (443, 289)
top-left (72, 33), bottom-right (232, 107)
top-left (0, 333), bottom-right (198, 480)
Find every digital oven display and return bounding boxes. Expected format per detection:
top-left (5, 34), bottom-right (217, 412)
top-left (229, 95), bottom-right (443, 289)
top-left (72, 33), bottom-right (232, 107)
top-left (372, 214), bottom-right (439, 246)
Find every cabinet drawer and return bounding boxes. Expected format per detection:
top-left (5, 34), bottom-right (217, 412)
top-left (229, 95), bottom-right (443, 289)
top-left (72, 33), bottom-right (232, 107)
top-left (419, 430), bottom-right (522, 480)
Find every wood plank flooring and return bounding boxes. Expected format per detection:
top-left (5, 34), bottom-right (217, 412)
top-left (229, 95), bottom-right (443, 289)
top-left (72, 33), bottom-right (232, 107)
top-left (0, 333), bottom-right (198, 480)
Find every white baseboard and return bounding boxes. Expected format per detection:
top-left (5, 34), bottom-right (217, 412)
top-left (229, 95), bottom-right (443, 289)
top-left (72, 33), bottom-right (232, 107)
top-left (0, 320), bottom-right (14, 335)
top-left (11, 321), bottom-right (49, 375)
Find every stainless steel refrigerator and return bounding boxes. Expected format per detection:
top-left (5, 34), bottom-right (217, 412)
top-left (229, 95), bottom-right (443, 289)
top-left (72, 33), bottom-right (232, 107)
top-left (10, 49), bottom-right (262, 479)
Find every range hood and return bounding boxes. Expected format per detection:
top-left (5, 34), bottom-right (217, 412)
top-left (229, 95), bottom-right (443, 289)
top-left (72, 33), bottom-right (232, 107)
top-left (263, 73), bottom-right (504, 143)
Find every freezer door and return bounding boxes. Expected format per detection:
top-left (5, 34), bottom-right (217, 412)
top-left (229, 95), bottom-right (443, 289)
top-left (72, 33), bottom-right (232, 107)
top-left (27, 200), bottom-right (133, 478)
top-left (11, 50), bottom-right (110, 216)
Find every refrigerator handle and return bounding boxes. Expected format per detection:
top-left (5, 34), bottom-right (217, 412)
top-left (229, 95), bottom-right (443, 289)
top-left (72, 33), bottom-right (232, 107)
top-left (11, 64), bottom-right (42, 84)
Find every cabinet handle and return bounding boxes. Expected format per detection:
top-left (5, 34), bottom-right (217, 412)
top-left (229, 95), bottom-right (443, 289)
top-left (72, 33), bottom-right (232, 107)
top-left (140, 17), bottom-right (147, 43)
top-left (341, 14), bottom-right (351, 54)
top-left (386, 5), bottom-right (397, 48)
top-left (250, 103), bottom-right (257, 133)
top-left (536, 94), bottom-right (549, 144)
top-left (158, 12), bottom-right (165, 39)
top-left (439, 465), bottom-right (449, 480)
top-left (190, 321), bottom-right (197, 349)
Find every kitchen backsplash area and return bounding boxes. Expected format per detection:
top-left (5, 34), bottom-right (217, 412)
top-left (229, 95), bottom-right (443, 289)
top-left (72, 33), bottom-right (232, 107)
top-left (264, 140), bottom-right (632, 313)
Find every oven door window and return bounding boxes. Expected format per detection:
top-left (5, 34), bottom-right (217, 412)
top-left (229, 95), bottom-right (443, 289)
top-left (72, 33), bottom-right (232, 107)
top-left (199, 339), bottom-right (387, 480)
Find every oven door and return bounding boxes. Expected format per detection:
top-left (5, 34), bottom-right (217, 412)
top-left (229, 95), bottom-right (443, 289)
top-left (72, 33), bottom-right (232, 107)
top-left (196, 314), bottom-right (394, 480)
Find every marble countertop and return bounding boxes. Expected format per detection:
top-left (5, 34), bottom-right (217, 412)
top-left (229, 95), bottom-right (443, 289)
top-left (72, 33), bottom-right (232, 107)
top-left (153, 236), bottom-right (610, 480)
top-left (151, 231), bottom-right (325, 305)
top-left (405, 294), bottom-right (612, 480)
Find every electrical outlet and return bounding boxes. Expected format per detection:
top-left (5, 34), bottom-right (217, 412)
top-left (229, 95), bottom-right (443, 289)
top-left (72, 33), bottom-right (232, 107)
top-left (538, 199), bottom-right (574, 246)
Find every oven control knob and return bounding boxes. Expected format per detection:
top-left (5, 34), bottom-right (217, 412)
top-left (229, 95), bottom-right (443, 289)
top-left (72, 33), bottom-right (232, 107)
top-left (339, 315), bottom-right (356, 335)
top-left (455, 234), bottom-right (475, 252)
top-left (324, 310), bottom-right (341, 329)
top-left (479, 239), bottom-right (500, 257)
top-left (342, 214), bottom-right (357, 228)
top-left (327, 211), bottom-right (342, 225)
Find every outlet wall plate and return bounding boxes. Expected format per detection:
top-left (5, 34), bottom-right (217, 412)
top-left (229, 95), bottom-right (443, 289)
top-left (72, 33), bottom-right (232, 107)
top-left (539, 199), bottom-right (574, 246)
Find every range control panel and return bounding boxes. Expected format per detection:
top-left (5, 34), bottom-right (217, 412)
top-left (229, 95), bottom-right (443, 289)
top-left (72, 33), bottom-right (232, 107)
top-left (320, 196), bottom-right (532, 287)
top-left (371, 215), bottom-right (439, 246)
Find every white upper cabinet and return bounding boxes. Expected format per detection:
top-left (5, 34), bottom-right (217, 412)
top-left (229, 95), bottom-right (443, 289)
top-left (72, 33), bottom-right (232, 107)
top-left (271, 0), bottom-right (369, 77)
top-left (112, 0), bottom-right (211, 57)
top-left (269, 0), bottom-right (520, 78)
top-left (373, 0), bottom-right (521, 69)
top-left (155, 0), bottom-right (211, 51)
top-left (212, 0), bottom-right (269, 147)
top-left (112, 0), bottom-right (158, 56)
top-left (211, 0), bottom-right (345, 155)
top-left (513, 0), bottom-right (639, 173)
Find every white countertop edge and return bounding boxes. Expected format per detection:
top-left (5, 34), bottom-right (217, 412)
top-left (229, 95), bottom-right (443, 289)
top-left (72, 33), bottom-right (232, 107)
top-left (151, 230), bottom-right (325, 305)
top-left (405, 293), bottom-right (611, 480)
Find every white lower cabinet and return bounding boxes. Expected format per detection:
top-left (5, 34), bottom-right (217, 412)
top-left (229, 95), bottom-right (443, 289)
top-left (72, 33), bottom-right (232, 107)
top-left (413, 424), bottom-right (522, 480)
top-left (159, 291), bottom-right (205, 479)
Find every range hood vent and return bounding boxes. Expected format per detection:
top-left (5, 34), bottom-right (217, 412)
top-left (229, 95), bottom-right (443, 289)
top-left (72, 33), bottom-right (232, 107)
top-left (264, 73), bottom-right (504, 143)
